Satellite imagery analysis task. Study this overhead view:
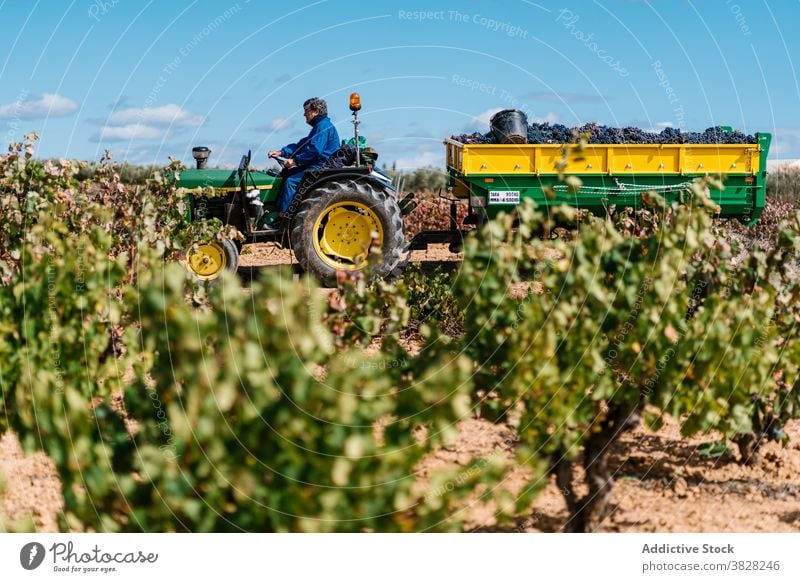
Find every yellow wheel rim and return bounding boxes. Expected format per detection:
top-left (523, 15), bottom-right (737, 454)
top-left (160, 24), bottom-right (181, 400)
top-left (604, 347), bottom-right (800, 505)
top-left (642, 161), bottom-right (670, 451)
top-left (312, 201), bottom-right (383, 271)
top-left (185, 242), bottom-right (226, 280)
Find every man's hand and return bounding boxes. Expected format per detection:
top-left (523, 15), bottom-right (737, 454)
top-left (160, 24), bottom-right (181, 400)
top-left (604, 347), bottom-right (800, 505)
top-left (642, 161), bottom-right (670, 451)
top-left (267, 150), bottom-right (281, 158)
top-left (284, 158), bottom-right (296, 169)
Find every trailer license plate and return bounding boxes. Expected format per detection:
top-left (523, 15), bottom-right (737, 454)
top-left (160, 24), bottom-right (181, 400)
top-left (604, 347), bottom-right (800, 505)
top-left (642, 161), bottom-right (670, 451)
top-left (488, 190), bottom-right (520, 205)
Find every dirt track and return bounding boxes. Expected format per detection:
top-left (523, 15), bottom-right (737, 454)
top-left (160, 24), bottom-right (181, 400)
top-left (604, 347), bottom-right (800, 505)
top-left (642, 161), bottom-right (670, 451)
top-left (238, 242), bottom-right (462, 278)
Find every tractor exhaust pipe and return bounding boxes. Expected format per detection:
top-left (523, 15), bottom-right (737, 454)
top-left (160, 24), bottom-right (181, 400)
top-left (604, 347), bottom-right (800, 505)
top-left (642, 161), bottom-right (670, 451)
top-left (192, 146), bottom-right (211, 169)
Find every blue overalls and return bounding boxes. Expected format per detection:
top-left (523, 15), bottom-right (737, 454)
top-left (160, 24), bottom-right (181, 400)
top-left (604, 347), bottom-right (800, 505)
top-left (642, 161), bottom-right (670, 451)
top-left (277, 114), bottom-right (340, 213)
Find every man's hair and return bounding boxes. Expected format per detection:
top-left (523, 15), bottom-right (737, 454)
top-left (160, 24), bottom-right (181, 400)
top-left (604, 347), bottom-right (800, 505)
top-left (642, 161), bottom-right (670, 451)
top-left (303, 97), bottom-right (327, 117)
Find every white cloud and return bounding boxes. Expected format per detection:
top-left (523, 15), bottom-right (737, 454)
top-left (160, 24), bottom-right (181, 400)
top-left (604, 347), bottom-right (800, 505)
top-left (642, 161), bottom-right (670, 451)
top-left (267, 117), bottom-right (294, 131)
top-left (95, 123), bottom-right (165, 141)
top-left (106, 104), bottom-right (204, 127)
top-left (531, 112), bottom-right (559, 124)
top-left (392, 150), bottom-right (442, 170)
top-left (656, 121), bottom-right (673, 128)
top-left (0, 93), bottom-right (78, 119)
top-left (93, 104), bottom-right (204, 142)
top-left (471, 107), bottom-right (503, 129)
top-left (771, 128), bottom-right (800, 157)
top-left (767, 159), bottom-right (800, 171)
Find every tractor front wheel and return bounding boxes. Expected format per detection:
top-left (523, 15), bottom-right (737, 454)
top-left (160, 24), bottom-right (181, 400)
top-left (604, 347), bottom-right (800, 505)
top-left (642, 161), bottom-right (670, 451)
top-left (291, 179), bottom-right (404, 286)
top-left (184, 238), bottom-right (239, 282)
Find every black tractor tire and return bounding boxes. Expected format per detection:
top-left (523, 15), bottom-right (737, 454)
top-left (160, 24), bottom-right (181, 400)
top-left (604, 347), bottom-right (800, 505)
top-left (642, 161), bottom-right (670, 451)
top-left (291, 179), bottom-right (404, 287)
top-left (221, 238), bottom-right (240, 274)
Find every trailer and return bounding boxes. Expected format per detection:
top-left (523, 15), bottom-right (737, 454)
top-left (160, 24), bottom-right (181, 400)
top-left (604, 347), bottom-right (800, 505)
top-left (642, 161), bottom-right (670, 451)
top-left (404, 128), bottom-right (770, 254)
top-left (445, 132), bottom-right (770, 224)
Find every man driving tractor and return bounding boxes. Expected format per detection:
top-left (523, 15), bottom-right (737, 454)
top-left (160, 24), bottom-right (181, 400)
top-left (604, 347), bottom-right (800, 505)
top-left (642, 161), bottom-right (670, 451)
top-left (181, 92), bottom-right (405, 286)
top-left (267, 97), bottom-right (340, 227)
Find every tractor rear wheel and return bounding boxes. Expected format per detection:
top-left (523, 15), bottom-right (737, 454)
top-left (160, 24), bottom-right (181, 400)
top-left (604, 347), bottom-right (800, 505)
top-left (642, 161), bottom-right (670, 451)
top-left (291, 179), bottom-right (404, 286)
top-left (184, 238), bottom-right (239, 282)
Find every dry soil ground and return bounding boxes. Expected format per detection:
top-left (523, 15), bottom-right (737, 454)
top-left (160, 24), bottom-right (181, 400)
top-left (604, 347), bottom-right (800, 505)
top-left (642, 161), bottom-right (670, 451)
top-left (2, 243), bottom-right (799, 532)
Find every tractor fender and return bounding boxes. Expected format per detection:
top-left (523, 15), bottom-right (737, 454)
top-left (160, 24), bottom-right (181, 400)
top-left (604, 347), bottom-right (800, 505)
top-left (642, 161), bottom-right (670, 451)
top-left (287, 170), bottom-right (396, 219)
top-left (304, 171), bottom-right (395, 198)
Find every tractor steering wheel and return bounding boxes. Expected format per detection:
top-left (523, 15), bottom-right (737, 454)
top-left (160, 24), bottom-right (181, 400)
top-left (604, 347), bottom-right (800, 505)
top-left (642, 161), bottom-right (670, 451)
top-left (237, 150), bottom-right (252, 192)
top-left (239, 150), bottom-right (252, 172)
top-left (266, 153), bottom-right (288, 177)
top-left (237, 150), bottom-right (253, 192)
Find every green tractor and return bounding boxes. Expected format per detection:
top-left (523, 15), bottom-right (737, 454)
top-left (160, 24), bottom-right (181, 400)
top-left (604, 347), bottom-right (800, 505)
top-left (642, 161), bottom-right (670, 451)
top-left (179, 93), bottom-right (405, 285)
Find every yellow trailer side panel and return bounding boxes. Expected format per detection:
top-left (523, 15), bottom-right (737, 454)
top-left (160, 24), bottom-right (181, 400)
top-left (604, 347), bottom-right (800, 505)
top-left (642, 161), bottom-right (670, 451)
top-left (445, 139), bottom-right (761, 176)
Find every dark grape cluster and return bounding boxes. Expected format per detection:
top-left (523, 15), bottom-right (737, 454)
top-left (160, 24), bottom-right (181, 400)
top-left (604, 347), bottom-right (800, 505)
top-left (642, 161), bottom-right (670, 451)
top-left (451, 122), bottom-right (756, 145)
top-left (450, 131), bottom-right (494, 144)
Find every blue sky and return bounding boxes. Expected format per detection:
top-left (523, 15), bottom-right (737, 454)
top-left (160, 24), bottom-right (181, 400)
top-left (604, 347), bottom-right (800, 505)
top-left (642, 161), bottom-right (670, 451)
top-left (1, 0), bottom-right (799, 169)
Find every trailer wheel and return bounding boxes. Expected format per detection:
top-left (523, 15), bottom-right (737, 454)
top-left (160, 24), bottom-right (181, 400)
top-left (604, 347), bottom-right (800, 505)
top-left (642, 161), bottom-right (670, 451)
top-left (291, 179), bottom-right (404, 286)
top-left (184, 238), bottom-right (239, 281)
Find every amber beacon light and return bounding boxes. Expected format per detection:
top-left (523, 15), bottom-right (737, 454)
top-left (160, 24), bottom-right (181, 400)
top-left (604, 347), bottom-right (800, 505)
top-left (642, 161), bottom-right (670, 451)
top-left (349, 92), bottom-right (361, 111)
